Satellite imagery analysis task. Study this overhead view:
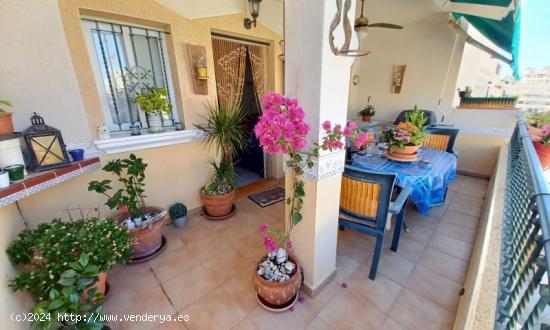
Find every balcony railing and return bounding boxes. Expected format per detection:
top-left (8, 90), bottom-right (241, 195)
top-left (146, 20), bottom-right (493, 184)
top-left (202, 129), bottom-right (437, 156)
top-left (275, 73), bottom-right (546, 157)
top-left (459, 97), bottom-right (518, 110)
top-left (498, 120), bottom-right (550, 329)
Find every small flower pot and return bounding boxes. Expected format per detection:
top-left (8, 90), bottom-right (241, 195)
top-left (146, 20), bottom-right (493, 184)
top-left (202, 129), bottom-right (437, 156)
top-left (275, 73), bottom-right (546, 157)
top-left (392, 145), bottom-right (420, 155)
top-left (172, 216), bottom-right (187, 228)
top-left (253, 253), bottom-right (302, 308)
top-left (533, 141), bottom-right (550, 169)
top-left (361, 115), bottom-right (372, 122)
top-left (0, 112), bottom-right (14, 135)
top-left (4, 164), bottom-right (25, 182)
top-left (200, 189), bottom-right (236, 218)
top-left (148, 111), bottom-right (164, 133)
top-left (68, 149), bottom-right (85, 161)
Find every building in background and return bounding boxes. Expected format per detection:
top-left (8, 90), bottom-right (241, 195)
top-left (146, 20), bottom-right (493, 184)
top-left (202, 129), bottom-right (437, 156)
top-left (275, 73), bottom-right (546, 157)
top-left (504, 67), bottom-right (550, 113)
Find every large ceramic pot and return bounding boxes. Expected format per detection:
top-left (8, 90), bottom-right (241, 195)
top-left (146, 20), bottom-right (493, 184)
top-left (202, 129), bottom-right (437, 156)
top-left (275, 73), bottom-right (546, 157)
top-left (81, 271), bottom-right (107, 302)
top-left (200, 189), bottom-right (235, 217)
top-left (113, 206), bottom-right (167, 259)
top-left (0, 112), bottom-right (14, 135)
top-left (253, 254), bottom-right (302, 307)
top-left (533, 141), bottom-right (550, 169)
top-left (392, 144), bottom-right (420, 155)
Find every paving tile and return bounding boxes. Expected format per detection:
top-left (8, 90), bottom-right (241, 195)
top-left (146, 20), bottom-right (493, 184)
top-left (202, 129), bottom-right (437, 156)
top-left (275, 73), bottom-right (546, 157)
top-left (233, 233), bottom-right (267, 261)
top-left (418, 248), bottom-right (468, 283)
top-left (220, 266), bottom-right (258, 314)
top-left (347, 266), bottom-right (402, 313)
top-left (202, 247), bottom-right (255, 284)
top-left (405, 265), bottom-right (463, 312)
top-left (180, 286), bottom-right (248, 330)
top-left (442, 210), bottom-right (479, 229)
top-left (389, 288), bottom-right (454, 330)
top-left (447, 193), bottom-right (484, 217)
top-left (248, 304), bottom-right (310, 330)
top-left (381, 318), bottom-right (407, 330)
top-left (149, 247), bottom-right (200, 283)
top-left (429, 232), bottom-right (472, 261)
top-left (318, 290), bottom-right (386, 329)
top-left (231, 317), bottom-right (259, 330)
top-left (364, 250), bottom-right (415, 285)
top-left (306, 317), bottom-right (336, 330)
top-left (333, 253), bottom-right (360, 285)
top-left (436, 221), bottom-right (477, 244)
top-left (392, 236), bottom-right (426, 263)
top-left (161, 264), bottom-right (220, 311)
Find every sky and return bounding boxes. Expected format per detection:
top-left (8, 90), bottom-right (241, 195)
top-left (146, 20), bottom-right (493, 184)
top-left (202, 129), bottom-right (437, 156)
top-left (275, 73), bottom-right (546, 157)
top-left (518, 0), bottom-right (550, 72)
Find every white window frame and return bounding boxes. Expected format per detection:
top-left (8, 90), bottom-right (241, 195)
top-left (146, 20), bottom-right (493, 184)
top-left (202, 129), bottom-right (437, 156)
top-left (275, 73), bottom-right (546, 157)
top-left (81, 19), bottom-right (180, 134)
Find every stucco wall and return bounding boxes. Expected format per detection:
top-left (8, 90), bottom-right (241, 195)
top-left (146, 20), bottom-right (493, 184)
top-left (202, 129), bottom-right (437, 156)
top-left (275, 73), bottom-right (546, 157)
top-left (0, 0), bottom-right (283, 319)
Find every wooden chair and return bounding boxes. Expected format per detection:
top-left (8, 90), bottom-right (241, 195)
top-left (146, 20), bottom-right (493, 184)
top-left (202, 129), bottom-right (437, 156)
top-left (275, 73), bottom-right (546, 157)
top-left (423, 127), bottom-right (460, 155)
top-left (339, 166), bottom-right (411, 280)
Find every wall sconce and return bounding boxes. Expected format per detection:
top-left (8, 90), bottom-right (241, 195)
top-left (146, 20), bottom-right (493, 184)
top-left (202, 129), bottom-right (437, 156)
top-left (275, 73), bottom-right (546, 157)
top-left (195, 55), bottom-right (208, 80)
top-left (244, 0), bottom-right (262, 29)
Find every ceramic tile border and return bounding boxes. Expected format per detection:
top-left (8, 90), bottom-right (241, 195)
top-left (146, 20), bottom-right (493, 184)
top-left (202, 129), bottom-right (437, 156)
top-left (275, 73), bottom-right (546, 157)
top-left (0, 158), bottom-right (101, 208)
top-left (283, 150), bottom-right (346, 181)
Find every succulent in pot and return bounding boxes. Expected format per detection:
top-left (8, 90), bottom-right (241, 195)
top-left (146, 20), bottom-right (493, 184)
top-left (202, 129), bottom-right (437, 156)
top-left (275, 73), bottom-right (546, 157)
top-left (88, 153), bottom-right (169, 260)
top-left (458, 86), bottom-right (472, 98)
top-left (169, 202), bottom-right (188, 228)
top-left (134, 88), bottom-right (171, 133)
top-left (195, 104), bottom-right (246, 219)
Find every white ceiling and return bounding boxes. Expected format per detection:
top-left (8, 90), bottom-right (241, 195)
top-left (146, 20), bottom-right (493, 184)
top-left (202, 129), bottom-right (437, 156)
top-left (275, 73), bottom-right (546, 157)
top-left (154, 0), bottom-right (284, 35)
top-left (357, 0), bottom-right (447, 26)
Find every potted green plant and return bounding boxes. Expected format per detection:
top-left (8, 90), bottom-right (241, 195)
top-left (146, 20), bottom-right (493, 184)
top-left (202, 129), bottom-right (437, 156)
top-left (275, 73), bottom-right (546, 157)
top-left (195, 104), bottom-right (246, 219)
top-left (458, 86), bottom-right (472, 98)
top-left (358, 105), bottom-right (376, 122)
top-left (169, 202), bottom-right (188, 228)
top-left (6, 217), bottom-right (131, 306)
top-left (0, 99), bottom-right (14, 135)
top-left (32, 253), bottom-right (105, 329)
top-left (526, 114), bottom-right (550, 169)
top-left (88, 153), bottom-right (169, 260)
top-left (381, 106), bottom-right (426, 161)
top-left (134, 88), bottom-right (171, 133)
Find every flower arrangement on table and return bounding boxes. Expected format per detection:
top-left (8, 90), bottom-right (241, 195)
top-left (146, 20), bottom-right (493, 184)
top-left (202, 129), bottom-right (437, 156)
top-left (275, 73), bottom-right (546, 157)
top-left (252, 92), bottom-right (368, 308)
top-left (380, 106), bottom-right (427, 161)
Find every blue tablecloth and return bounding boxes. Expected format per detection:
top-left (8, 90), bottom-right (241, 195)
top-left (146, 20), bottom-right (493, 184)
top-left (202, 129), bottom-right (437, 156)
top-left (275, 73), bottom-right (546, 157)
top-left (352, 148), bottom-right (457, 216)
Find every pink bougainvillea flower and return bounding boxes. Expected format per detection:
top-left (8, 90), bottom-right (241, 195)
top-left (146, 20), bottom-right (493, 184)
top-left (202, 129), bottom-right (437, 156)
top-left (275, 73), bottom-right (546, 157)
top-left (285, 241), bottom-right (293, 250)
top-left (341, 283), bottom-right (348, 288)
top-left (322, 120), bottom-right (331, 131)
top-left (333, 124), bottom-right (342, 135)
top-left (258, 223), bottom-right (268, 233)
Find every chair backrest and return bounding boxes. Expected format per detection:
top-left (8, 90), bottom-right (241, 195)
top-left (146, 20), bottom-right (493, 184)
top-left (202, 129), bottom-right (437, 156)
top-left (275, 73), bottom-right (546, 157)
top-left (423, 127), bottom-right (459, 153)
top-left (394, 110), bottom-right (438, 127)
top-left (340, 166), bottom-right (396, 231)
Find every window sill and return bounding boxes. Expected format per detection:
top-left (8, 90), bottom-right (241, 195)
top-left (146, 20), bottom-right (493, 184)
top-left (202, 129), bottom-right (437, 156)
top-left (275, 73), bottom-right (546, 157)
top-left (93, 129), bottom-right (204, 154)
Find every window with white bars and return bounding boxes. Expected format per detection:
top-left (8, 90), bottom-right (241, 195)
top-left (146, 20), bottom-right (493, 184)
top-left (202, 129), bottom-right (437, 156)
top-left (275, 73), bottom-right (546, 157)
top-left (82, 19), bottom-right (180, 132)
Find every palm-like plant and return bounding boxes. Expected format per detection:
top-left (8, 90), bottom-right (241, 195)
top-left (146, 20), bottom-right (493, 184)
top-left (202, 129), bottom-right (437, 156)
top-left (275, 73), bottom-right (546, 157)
top-left (195, 104), bottom-right (247, 164)
top-left (0, 100), bottom-right (12, 112)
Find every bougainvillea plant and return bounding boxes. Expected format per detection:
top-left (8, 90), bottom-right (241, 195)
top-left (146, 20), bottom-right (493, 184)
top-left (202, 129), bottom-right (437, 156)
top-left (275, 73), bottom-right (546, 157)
top-left (254, 92), bottom-right (368, 233)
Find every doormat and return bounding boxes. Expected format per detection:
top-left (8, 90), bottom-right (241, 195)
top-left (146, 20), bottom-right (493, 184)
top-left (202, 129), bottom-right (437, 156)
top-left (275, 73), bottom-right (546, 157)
top-left (248, 186), bottom-right (285, 208)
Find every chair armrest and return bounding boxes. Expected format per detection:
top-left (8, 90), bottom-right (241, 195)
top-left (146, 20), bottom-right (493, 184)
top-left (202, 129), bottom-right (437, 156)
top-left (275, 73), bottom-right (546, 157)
top-left (389, 186), bottom-right (412, 214)
top-left (452, 150), bottom-right (459, 158)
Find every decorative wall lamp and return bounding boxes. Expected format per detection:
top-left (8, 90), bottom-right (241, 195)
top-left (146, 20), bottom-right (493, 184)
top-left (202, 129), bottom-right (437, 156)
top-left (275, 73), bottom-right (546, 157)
top-left (23, 113), bottom-right (70, 171)
top-left (195, 55), bottom-right (208, 80)
top-left (244, 0), bottom-right (262, 29)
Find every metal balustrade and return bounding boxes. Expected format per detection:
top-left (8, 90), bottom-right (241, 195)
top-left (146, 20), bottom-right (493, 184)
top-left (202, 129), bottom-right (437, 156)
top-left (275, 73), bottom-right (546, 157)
top-left (498, 120), bottom-right (550, 329)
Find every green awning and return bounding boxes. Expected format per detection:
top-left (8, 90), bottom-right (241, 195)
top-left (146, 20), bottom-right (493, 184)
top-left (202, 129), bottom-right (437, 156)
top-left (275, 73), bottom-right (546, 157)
top-left (451, 0), bottom-right (521, 79)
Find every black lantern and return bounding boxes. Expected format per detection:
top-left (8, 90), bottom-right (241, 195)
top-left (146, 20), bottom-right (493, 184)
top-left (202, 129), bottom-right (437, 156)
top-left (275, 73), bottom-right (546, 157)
top-left (23, 113), bottom-right (70, 171)
top-left (244, 0), bottom-right (262, 29)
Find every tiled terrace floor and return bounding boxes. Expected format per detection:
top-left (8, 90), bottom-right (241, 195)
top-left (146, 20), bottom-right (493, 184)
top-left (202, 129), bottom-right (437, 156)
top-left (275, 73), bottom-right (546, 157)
top-left (105, 174), bottom-right (488, 330)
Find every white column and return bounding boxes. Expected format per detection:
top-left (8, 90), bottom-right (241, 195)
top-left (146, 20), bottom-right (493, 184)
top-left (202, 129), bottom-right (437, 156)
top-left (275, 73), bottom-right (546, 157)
top-left (284, 0), bottom-right (357, 295)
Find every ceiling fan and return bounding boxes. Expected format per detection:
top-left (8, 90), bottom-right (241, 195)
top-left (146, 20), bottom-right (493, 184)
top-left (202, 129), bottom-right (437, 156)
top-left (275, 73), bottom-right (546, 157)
top-left (354, 0), bottom-right (403, 43)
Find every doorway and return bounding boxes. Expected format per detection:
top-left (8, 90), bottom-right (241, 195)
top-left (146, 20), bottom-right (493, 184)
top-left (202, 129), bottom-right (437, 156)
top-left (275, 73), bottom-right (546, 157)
top-left (211, 35), bottom-right (269, 187)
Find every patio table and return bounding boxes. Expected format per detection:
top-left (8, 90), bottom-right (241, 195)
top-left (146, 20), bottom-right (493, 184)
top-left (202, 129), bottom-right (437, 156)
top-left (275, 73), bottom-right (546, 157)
top-left (351, 147), bottom-right (457, 216)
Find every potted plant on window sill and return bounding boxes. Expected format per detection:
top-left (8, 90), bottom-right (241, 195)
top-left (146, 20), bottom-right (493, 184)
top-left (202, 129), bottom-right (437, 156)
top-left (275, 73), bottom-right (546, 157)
top-left (0, 99), bottom-right (14, 135)
top-left (457, 86), bottom-right (472, 98)
top-left (134, 88), bottom-right (171, 133)
top-left (88, 153), bottom-right (169, 261)
top-left (195, 104), bottom-right (246, 219)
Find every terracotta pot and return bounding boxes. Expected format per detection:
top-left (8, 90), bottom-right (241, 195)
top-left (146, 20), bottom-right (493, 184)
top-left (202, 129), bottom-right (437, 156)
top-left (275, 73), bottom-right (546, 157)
top-left (253, 254), bottom-right (302, 307)
top-left (0, 112), bottom-right (14, 135)
top-left (113, 206), bottom-right (167, 259)
top-left (200, 189), bottom-right (235, 217)
top-left (81, 272), bottom-right (107, 302)
top-left (362, 115), bottom-right (371, 122)
top-left (392, 145), bottom-right (420, 155)
top-left (533, 141), bottom-right (550, 169)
